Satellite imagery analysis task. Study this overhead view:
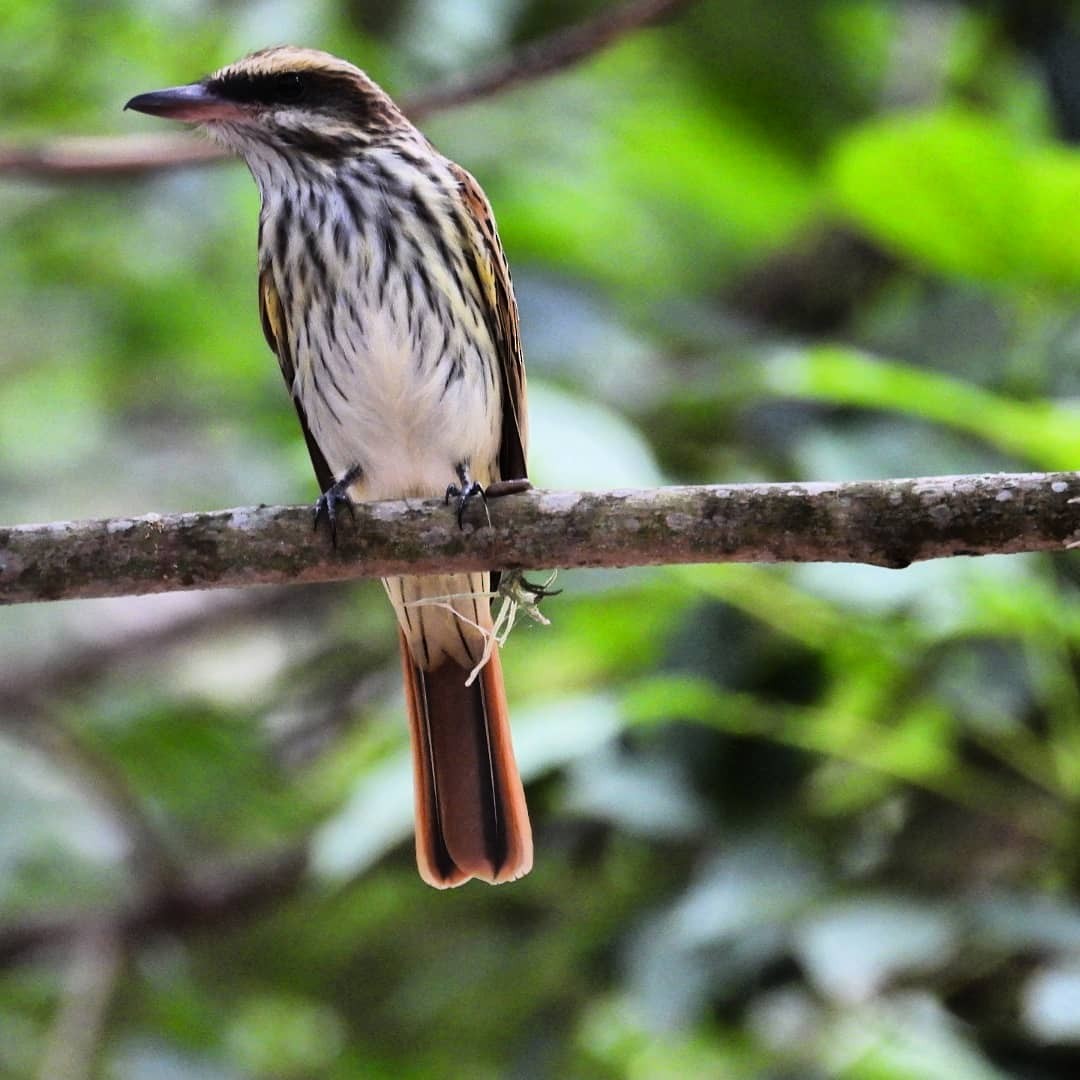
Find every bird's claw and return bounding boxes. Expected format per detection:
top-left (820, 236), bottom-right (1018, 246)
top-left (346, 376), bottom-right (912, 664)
top-left (314, 478), bottom-right (357, 546)
top-left (445, 480), bottom-right (490, 529)
top-left (517, 576), bottom-right (563, 600)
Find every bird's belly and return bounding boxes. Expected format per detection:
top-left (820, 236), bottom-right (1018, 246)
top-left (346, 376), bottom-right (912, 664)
top-left (293, 297), bottom-right (499, 500)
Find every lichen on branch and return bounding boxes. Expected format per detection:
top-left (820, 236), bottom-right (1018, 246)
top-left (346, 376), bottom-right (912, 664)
top-left (2, 474), bottom-right (1078, 606)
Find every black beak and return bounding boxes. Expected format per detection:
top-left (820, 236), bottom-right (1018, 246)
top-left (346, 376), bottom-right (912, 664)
top-left (124, 83), bottom-right (240, 122)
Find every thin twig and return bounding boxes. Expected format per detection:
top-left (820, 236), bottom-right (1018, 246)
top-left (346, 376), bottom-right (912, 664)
top-left (0, 586), bottom-right (332, 711)
top-left (0, 134), bottom-right (224, 178)
top-left (2, 474), bottom-right (1079, 606)
top-left (402, 0), bottom-right (695, 119)
top-left (0, 590), bottom-right (339, 893)
top-left (36, 927), bottom-right (123, 1080)
top-left (0, 0), bottom-right (696, 180)
top-left (7, 709), bottom-right (179, 890)
top-left (0, 844), bottom-right (308, 970)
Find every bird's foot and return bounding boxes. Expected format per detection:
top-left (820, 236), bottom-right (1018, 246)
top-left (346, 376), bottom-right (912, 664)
top-left (517, 574), bottom-right (562, 600)
top-left (493, 570), bottom-right (560, 639)
top-left (445, 480), bottom-right (489, 529)
top-left (445, 463), bottom-right (491, 529)
top-left (313, 467), bottom-right (360, 546)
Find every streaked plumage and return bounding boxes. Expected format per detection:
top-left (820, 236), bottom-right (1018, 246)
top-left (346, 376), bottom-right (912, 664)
top-left (127, 46), bottom-right (532, 887)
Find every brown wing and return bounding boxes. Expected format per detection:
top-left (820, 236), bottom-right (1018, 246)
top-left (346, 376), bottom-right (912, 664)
top-left (449, 163), bottom-right (528, 483)
top-left (258, 266), bottom-right (335, 494)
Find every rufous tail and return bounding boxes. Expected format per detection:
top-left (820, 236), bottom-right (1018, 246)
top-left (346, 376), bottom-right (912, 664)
top-left (400, 630), bottom-right (532, 887)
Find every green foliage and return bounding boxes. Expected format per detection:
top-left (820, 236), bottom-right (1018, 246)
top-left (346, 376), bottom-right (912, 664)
top-left (830, 107), bottom-right (1080, 290)
top-left (763, 345), bottom-right (1080, 469)
top-left (4, 1), bottom-right (1080, 1078)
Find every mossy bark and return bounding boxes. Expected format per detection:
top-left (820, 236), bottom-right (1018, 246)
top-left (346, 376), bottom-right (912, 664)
top-left (3, 473), bottom-right (1079, 605)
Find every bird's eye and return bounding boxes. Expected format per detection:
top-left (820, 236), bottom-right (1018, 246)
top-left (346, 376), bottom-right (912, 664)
top-left (277, 73), bottom-right (306, 104)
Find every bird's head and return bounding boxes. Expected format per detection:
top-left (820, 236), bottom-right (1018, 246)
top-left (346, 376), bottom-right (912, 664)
top-left (125, 46), bottom-right (404, 160)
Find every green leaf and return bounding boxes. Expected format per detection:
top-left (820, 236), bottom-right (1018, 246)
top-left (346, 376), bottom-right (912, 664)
top-left (764, 344), bottom-right (1080, 469)
top-left (225, 994), bottom-right (345, 1077)
top-left (830, 108), bottom-right (1080, 290)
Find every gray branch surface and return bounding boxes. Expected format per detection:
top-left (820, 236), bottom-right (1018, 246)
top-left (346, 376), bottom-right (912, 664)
top-left (3, 474), bottom-right (1079, 606)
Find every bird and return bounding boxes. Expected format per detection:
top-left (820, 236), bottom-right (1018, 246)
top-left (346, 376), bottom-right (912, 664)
top-left (125, 46), bottom-right (532, 888)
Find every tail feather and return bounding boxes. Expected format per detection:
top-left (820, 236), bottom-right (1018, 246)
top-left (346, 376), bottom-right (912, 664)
top-left (401, 631), bottom-right (532, 887)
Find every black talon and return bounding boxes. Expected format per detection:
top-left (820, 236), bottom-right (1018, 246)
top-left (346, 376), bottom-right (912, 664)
top-left (445, 480), bottom-right (488, 528)
top-left (445, 462), bottom-right (490, 529)
top-left (519, 576), bottom-right (562, 600)
top-left (314, 467), bottom-right (360, 546)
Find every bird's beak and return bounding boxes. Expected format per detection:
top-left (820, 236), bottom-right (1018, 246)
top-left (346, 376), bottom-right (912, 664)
top-left (124, 83), bottom-right (242, 123)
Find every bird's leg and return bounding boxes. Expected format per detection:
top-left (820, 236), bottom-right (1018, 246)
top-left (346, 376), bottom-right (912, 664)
top-left (445, 461), bottom-right (490, 529)
top-left (314, 464), bottom-right (362, 545)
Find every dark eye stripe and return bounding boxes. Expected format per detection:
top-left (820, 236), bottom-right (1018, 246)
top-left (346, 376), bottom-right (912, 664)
top-left (278, 74), bottom-right (305, 103)
top-left (208, 71), bottom-right (309, 107)
top-left (204, 67), bottom-right (393, 135)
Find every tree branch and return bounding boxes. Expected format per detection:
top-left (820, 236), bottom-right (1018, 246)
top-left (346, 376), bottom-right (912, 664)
top-left (36, 927), bottom-right (123, 1080)
top-left (403, 0), bottom-right (694, 120)
top-left (7, 710), bottom-right (180, 891)
top-left (0, 845), bottom-right (308, 970)
top-left (0, 134), bottom-right (224, 178)
top-left (0, 0), bottom-right (695, 180)
top-left (0, 587), bottom-right (324, 711)
top-left (3, 474), bottom-right (1078, 606)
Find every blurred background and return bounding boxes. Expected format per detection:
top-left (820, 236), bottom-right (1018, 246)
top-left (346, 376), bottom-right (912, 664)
top-left (4, 0), bottom-right (1080, 1076)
